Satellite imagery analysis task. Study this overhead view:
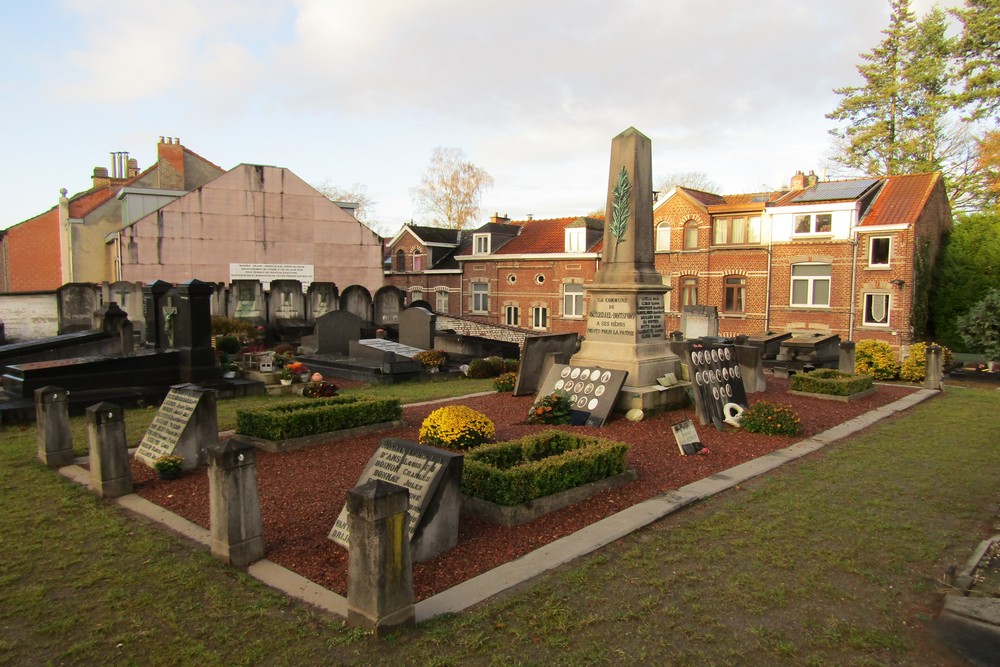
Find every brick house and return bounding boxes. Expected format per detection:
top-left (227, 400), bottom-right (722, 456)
top-left (454, 215), bottom-right (604, 336)
top-left (382, 224), bottom-right (469, 316)
top-left (653, 170), bottom-right (952, 353)
top-left (0, 137), bottom-right (224, 292)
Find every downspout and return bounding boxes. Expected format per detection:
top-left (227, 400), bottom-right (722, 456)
top-left (848, 210), bottom-right (860, 341)
top-left (764, 213), bottom-right (773, 332)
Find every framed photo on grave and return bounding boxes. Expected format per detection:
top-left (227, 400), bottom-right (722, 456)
top-left (671, 419), bottom-right (703, 455)
top-left (535, 364), bottom-right (628, 426)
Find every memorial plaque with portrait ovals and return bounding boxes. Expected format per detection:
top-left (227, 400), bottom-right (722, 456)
top-left (577, 396), bottom-right (588, 408)
top-left (725, 384), bottom-right (733, 397)
top-left (561, 367), bottom-right (571, 378)
top-left (722, 367), bottom-right (730, 381)
top-left (733, 365), bottom-right (741, 378)
top-left (601, 371), bottom-right (612, 383)
top-left (588, 398), bottom-right (599, 410)
top-left (595, 384), bottom-right (606, 397)
top-left (711, 349), bottom-right (719, 363)
top-left (579, 369), bottom-right (592, 381)
top-left (555, 379), bottom-right (565, 390)
top-left (573, 381), bottom-right (583, 393)
top-left (712, 386), bottom-right (720, 400)
top-left (584, 382), bottom-right (594, 394)
top-left (570, 368), bottom-right (581, 379)
top-left (724, 348), bottom-right (732, 361)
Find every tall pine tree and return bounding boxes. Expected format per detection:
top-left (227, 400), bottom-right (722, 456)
top-left (952, 0), bottom-right (1000, 122)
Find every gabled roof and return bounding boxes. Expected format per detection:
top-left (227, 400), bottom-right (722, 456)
top-left (403, 224), bottom-right (462, 246)
top-left (858, 173), bottom-right (941, 228)
top-left (768, 176), bottom-right (885, 207)
top-left (678, 187), bottom-right (727, 206)
top-left (491, 217), bottom-right (603, 255)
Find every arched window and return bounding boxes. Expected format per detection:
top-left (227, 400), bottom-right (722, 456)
top-left (683, 221), bottom-right (699, 250)
top-left (655, 222), bottom-right (671, 252)
top-left (412, 249), bottom-right (423, 272)
top-left (395, 249), bottom-right (405, 272)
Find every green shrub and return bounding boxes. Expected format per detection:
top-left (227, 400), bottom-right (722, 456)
top-left (899, 342), bottom-right (953, 382)
top-left (465, 358), bottom-right (495, 379)
top-left (462, 430), bottom-right (629, 506)
top-left (235, 396), bottom-right (401, 440)
top-left (215, 335), bottom-right (241, 355)
top-left (739, 401), bottom-right (802, 436)
top-left (527, 391), bottom-right (573, 425)
top-left (854, 339), bottom-right (899, 380)
top-left (413, 349), bottom-right (446, 369)
top-left (493, 371), bottom-right (517, 393)
top-left (211, 316), bottom-right (258, 338)
top-left (418, 405), bottom-right (495, 450)
top-left (790, 369), bottom-right (873, 396)
top-left (503, 358), bottom-right (520, 373)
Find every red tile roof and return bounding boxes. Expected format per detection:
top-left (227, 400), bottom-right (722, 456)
top-left (679, 187), bottom-right (727, 206)
top-left (491, 217), bottom-right (602, 254)
top-left (858, 173), bottom-right (940, 227)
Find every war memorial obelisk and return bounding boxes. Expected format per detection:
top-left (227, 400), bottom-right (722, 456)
top-left (570, 127), bottom-right (685, 414)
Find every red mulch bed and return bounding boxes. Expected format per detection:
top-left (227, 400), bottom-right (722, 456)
top-left (132, 378), bottom-right (919, 601)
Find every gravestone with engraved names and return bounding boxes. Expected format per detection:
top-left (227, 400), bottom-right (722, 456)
top-left (135, 383), bottom-right (218, 470)
top-left (329, 438), bottom-right (462, 563)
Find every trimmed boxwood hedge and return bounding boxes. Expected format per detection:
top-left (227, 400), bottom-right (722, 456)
top-left (462, 430), bottom-right (629, 506)
top-left (235, 396), bottom-right (401, 441)
top-left (790, 368), bottom-right (874, 396)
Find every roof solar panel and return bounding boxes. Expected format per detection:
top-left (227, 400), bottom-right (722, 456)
top-left (792, 179), bottom-right (880, 202)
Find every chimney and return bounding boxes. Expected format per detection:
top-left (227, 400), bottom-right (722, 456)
top-left (127, 157), bottom-right (140, 178)
top-left (806, 170), bottom-right (819, 187)
top-left (490, 212), bottom-right (510, 224)
top-left (790, 170), bottom-right (808, 190)
top-left (157, 136), bottom-right (185, 190)
top-left (92, 166), bottom-right (110, 189)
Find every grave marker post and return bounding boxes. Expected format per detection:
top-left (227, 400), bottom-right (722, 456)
top-left (839, 340), bottom-right (856, 373)
top-left (925, 344), bottom-right (943, 390)
top-left (35, 386), bottom-right (73, 467)
top-left (207, 437), bottom-right (265, 567)
top-left (346, 480), bottom-right (414, 637)
top-left (86, 402), bottom-right (133, 498)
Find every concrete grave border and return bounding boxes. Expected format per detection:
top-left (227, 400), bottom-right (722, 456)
top-left (57, 387), bottom-right (940, 624)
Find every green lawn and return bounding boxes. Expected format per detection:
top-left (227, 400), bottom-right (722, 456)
top-left (1, 383), bottom-right (997, 665)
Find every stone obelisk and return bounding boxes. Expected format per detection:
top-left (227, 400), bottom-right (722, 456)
top-left (570, 127), bottom-right (683, 412)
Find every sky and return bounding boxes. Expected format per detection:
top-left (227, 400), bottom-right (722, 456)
top-left (1, 0), bottom-right (962, 236)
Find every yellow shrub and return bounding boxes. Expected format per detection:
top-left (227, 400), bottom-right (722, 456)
top-left (419, 405), bottom-right (495, 450)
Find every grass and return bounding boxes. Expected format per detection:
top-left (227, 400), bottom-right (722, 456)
top-left (1, 381), bottom-right (997, 664)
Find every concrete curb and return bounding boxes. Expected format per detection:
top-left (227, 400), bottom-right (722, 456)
top-left (58, 387), bottom-right (939, 624)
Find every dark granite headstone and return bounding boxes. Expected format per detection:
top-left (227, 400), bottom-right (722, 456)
top-left (142, 280), bottom-right (173, 348)
top-left (514, 333), bottom-right (579, 396)
top-left (687, 340), bottom-right (749, 430)
top-left (329, 438), bottom-right (463, 563)
top-left (305, 310), bottom-right (361, 355)
top-left (535, 364), bottom-right (629, 427)
top-left (174, 280), bottom-right (217, 383)
top-left (398, 307), bottom-right (435, 350)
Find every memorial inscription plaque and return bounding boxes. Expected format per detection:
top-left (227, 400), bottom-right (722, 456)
top-left (135, 384), bottom-right (215, 469)
top-left (671, 419), bottom-right (703, 455)
top-left (329, 439), bottom-right (451, 548)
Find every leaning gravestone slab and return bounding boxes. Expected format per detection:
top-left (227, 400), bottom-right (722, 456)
top-left (135, 384), bottom-right (218, 470)
top-left (329, 439), bottom-right (463, 563)
top-left (687, 340), bottom-right (749, 431)
top-left (513, 333), bottom-right (579, 396)
top-left (535, 364), bottom-right (628, 427)
top-left (671, 419), bottom-right (703, 456)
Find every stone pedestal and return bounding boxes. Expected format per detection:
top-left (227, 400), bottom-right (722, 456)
top-left (86, 402), bottom-right (133, 498)
top-left (570, 128), bottom-right (682, 414)
top-left (346, 480), bottom-right (414, 637)
top-left (35, 386), bottom-right (73, 467)
top-left (175, 280), bottom-right (219, 383)
top-left (207, 438), bottom-right (265, 567)
top-left (142, 280), bottom-right (173, 349)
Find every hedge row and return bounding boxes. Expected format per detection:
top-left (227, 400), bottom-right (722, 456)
top-left (235, 396), bottom-right (402, 441)
top-left (790, 369), bottom-right (874, 396)
top-left (462, 430), bottom-right (629, 506)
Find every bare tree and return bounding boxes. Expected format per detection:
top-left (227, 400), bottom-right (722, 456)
top-left (313, 180), bottom-right (391, 236)
top-left (411, 147), bottom-right (494, 229)
top-left (655, 171), bottom-right (721, 195)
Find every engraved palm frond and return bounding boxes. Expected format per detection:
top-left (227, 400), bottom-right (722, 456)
top-left (610, 166), bottom-right (630, 248)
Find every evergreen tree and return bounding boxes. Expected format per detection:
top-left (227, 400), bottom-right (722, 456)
top-left (952, 0), bottom-right (1000, 122)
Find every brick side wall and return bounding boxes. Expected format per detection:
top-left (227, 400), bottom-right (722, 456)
top-left (4, 211), bottom-right (63, 291)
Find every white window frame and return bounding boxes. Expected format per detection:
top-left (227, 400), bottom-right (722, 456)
top-left (504, 305), bottom-right (519, 326)
top-left (793, 213), bottom-right (833, 236)
top-left (790, 263), bottom-right (832, 307)
top-left (723, 275), bottom-right (746, 314)
top-left (563, 283), bottom-right (584, 318)
top-left (471, 282), bottom-right (489, 313)
top-left (412, 250), bottom-right (423, 272)
top-left (713, 216), bottom-right (760, 245)
top-left (532, 306), bottom-right (548, 330)
top-left (680, 276), bottom-right (698, 307)
top-left (655, 222), bottom-right (671, 252)
top-left (473, 234), bottom-right (491, 255)
top-left (410, 289), bottom-right (423, 304)
top-left (565, 228), bottom-right (586, 252)
top-left (869, 236), bottom-right (891, 268)
top-left (683, 221), bottom-right (699, 250)
top-left (435, 290), bottom-right (449, 313)
top-left (863, 292), bottom-right (891, 326)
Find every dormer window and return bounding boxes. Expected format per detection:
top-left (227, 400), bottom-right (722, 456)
top-left (473, 233), bottom-right (491, 255)
top-left (565, 228), bottom-right (586, 252)
top-left (794, 213), bottom-right (832, 235)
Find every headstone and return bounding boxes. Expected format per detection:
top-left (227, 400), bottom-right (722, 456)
top-left (345, 480), bottom-right (414, 636)
top-left (398, 307), bottom-right (436, 350)
top-left (174, 279), bottom-right (218, 383)
top-left (733, 344), bottom-right (766, 393)
top-left (329, 438), bottom-right (463, 563)
top-left (86, 402), bottom-right (133, 498)
top-left (686, 340), bottom-right (749, 430)
top-left (135, 384), bottom-right (218, 470)
top-left (375, 288), bottom-right (405, 327)
top-left (307, 282), bottom-right (339, 321)
top-left (141, 280), bottom-right (173, 348)
top-left (305, 309), bottom-right (362, 356)
top-left (570, 128), bottom-right (680, 390)
top-left (535, 364), bottom-right (629, 427)
top-left (207, 437), bottom-right (265, 567)
top-left (35, 386), bottom-right (73, 467)
top-left (671, 420), bottom-right (703, 455)
top-left (745, 331), bottom-right (793, 361)
top-left (776, 333), bottom-right (841, 365)
top-left (680, 305), bottom-right (719, 339)
top-left (514, 333), bottom-right (579, 396)
top-left (56, 283), bottom-right (100, 334)
top-left (839, 340), bottom-right (856, 373)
